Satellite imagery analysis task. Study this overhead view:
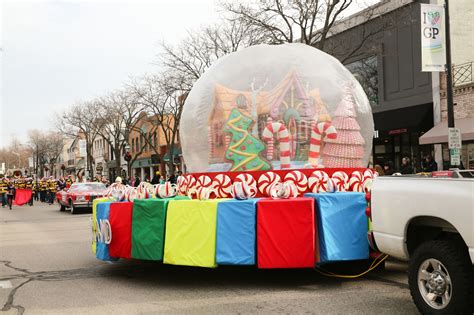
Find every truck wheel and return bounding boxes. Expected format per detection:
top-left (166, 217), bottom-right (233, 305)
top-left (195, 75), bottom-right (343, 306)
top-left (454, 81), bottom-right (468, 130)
top-left (59, 204), bottom-right (65, 211)
top-left (408, 240), bottom-right (473, 314)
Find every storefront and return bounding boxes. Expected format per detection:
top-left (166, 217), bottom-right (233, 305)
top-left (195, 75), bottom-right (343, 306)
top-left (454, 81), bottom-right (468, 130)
top-left (131, 157), bottom-right (160, 181)
top-left (162, 146), bottom-right (183, 175)
top-left (419, 117), bottom-right (474, 169)
top-left (373, 103), bottom-right (434, 171)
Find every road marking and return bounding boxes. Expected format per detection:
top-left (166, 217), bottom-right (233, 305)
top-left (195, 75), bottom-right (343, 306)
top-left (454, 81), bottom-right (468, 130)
top-left (0, 280), bottom-right (12, 289)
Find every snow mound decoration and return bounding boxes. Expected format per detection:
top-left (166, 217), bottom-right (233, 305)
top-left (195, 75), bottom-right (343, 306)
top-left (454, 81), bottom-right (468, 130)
top-left (180, 43), bottom-right (373, 173)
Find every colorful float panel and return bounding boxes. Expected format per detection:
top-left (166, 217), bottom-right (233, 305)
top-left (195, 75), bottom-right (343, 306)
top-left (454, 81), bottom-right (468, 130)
top-left (109, 202), bottom-right (134, 259)
top-left (257, 198), bottom-right (316, 268)
top-left (216, 198), bottom-right (259, 265)
top-left (92, 197), bottom-right (111, 254)
top-left (304, 192), bottom-right (369, 263)
top-left (164, 199), bottom-right (225, 268)
top-left (95, 202), bottom-right (117, 262)
top-left (131, 197), bottom-right (189, 261)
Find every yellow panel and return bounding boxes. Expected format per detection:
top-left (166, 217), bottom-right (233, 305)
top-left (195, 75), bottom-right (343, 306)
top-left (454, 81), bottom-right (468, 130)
top-left (163, 199), bottom-right (227, 268)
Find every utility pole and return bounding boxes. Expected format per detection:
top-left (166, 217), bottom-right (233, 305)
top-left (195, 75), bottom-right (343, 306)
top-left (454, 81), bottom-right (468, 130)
top-left (444, 0), bottom-right (459, 168)
top-left (444, 0), bottom-right (454, 129)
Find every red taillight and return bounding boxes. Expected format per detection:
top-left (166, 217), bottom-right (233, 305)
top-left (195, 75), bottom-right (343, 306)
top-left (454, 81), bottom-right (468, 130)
top-left (85, 195), bottom-right (90, 201)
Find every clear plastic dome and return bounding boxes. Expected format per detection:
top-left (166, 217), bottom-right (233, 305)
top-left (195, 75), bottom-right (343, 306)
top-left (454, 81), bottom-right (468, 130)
top-left (180, 43), bottom-right (373, 173)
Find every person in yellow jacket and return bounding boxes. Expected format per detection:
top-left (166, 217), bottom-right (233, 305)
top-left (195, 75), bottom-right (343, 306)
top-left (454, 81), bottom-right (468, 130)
top-left (40, 178), bottom-right (48, 203)
top-left (48, 177), bottom-right (58, 205)
top-left (0, 177), bottom-right (7, 208)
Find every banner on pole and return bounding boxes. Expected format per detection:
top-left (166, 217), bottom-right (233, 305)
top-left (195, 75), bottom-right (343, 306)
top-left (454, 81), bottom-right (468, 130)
top-left (420, 4), bottom-right (446, 72)
top-left (79, 139), bottom-right (87, 157)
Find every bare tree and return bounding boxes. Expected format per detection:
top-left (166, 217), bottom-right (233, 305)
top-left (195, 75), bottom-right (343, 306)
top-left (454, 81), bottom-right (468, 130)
top-left (221, 0), bottom-right (387, 62)
top-left (93, 89), bottom-right (144, 179)
top-left (159, 19), bottom-right (266, 91)
top-left (130, 73), bottom-right (186, 175)
top-left (55, 101), bottom-right (101, 178)
top-left (44, 132), bottom-right (64, 177)
top-left (27, 129), bottom-right (48, 177)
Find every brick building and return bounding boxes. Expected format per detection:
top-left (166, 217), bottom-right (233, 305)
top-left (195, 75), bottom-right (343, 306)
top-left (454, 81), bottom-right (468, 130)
top-left (127, 112), bottom-right (182, 181)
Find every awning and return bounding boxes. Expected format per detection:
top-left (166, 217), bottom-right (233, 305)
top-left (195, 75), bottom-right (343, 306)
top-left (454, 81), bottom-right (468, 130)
top-left (373, 103), bottom-right (433, 132)
top-left (419, 117), bottom-right (474, 144)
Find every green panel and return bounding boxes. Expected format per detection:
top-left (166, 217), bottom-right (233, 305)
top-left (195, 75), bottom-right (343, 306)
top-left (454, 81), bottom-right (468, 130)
top-left (131, 196), bottom-right (189, 260)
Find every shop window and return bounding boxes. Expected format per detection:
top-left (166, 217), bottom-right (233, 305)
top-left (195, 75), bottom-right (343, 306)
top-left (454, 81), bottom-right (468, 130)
top-left (345, 55), bottom-right (378, 106)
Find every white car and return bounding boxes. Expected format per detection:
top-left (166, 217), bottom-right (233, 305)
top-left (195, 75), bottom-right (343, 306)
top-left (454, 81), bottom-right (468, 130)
top-left (369, 170), bottom-right (474, 314)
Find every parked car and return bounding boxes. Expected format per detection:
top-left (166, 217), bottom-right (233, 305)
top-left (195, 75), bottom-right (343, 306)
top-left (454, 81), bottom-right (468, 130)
top-left (369, 169), bottom-right (474, 314)
top-left (56, 182), bottom-right (107, 214)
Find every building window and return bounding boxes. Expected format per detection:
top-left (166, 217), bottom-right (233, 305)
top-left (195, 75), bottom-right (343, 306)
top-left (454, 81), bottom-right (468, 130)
top-left (345, 55), bottom-right (378, 106)
top-left (131, 138), bottom-right (135, 153)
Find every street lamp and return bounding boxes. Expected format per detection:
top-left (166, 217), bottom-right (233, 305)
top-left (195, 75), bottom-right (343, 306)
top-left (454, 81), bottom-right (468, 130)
top-left (124, 144), bottom-right (131, 179)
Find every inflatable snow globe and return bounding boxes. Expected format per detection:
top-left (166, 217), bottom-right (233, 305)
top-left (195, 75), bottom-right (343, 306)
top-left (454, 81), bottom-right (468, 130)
top-left (180, 43), bottom-right (374, 173)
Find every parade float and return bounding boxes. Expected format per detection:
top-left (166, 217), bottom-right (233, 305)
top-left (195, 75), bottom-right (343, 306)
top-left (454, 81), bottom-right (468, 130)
top-left (92, 44), bottom-right (381, 270)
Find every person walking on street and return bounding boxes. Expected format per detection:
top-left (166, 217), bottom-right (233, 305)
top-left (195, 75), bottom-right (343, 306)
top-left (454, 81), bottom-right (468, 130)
top-left (400, 157), bottom-right (413, 174)
top-left (26, 178), bottom-right (34, 206)
top-left (6, 180), bottom-right (15, 210)
top-left (0, 177), bottom-right (8, 208)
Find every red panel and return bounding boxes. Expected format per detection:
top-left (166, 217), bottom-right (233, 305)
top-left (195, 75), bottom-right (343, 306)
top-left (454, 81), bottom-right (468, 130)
top-left (257, 198), bottom-right (316, 268)
top-left (109, 202), bottom-right (133, 259)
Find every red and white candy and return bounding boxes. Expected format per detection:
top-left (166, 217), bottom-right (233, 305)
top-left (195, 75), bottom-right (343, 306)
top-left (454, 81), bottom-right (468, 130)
top-left (235, 173), bottom-right (257, 190)
top-left (196, 175), bottom-right (212, 189)
top-left (363, 169), bottom-right (374, 181)
top-left (258, 172), bottom-right (281, 196)
top-left (284, 170), bottom-right (308, 194)
top-left (212, 174), bottom-right (233, 198)
top-left (349, 171), bottom-right (364, 192)
top-left (176, 175), bottom-right (188, 196)
top-left (308, 170), bottom-right (330, 193)
top-left (184, 174), bottom-right (196, 194)
top-left (331, 171), bottom-right (349, 192)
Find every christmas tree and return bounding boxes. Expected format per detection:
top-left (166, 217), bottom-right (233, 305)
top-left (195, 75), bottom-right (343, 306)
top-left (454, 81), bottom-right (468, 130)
top-left (322, 84), bottom-right (365, 168)
top-left (223, 108), bottom-right (272, 171)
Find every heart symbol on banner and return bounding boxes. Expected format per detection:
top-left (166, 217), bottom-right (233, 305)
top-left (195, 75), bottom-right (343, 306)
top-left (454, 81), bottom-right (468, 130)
top-left (428, 11), bottom-right (440, 26)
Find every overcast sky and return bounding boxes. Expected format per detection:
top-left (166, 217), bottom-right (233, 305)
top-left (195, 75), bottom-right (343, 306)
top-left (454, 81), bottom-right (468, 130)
top-left (0, 0), bottom-right (219, 148)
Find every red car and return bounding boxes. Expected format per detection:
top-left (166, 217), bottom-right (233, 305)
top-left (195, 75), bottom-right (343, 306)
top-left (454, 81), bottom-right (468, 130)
top-left (56, 182), bottom-right (107, 214)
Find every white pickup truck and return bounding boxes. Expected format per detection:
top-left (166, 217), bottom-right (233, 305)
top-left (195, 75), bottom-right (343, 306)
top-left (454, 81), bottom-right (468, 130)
top-left (370, 170), bottom-right (474, 314)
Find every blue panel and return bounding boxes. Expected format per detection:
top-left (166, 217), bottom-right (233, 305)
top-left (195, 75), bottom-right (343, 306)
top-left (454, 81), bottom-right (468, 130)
top-left (216, 198), bottom-right (259, 265)
top-left (304, 193), bottom-right (369, 263)
top-left (96, 202), bottom-right (117, 262)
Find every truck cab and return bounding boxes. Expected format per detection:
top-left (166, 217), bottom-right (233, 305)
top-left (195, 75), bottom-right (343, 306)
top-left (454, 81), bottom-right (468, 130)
top-left (370, 170), bottom-right (473, 314)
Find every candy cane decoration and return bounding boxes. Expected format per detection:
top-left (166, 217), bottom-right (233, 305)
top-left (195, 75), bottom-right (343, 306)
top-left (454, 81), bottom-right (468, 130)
top-left (224, 135), bottom-right (231, 152)
top-left (308, 121), bottom-right (337, 167)
top-left (262, 121), bottom-right (291, 169)
top-left (265, 117), bottom-right (274, 160)
top-left (208, 126), bottom-right (214, 162)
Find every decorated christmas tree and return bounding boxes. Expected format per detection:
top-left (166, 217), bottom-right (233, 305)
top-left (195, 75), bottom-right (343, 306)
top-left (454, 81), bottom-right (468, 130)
top-left (322, 84), bottom-right (365, 168)
top-left (223, 108), bottom-right (272, 171)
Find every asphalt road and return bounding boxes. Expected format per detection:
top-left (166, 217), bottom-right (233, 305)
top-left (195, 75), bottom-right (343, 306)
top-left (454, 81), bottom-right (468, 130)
top-left (0, 202), bottom-right (418, 315)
